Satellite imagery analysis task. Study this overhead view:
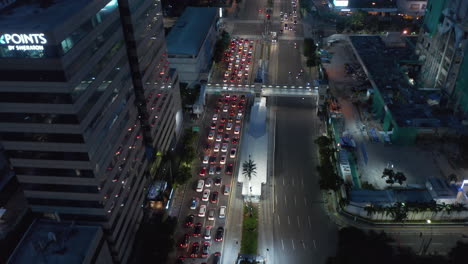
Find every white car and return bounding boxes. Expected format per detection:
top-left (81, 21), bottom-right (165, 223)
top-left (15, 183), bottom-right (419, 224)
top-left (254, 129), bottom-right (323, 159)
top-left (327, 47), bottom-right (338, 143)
top-left (226, 122), bottom-right (233, 130)
top-left (208, 130), bottom-right (215, 140)
top-left (212, 114), bottom-right (218, 121)
top-left (198, 205), bottom-right (207, 217)
top-left (216, 135), bottom-right (222, 142)
top-left (214, 143), bottom-right (220, 152)
top-left (229, 148), bottom-right (237, 158)
top-left (223, 105), bottom-right (229, 112)
top-left (205, 178), bottom-right (213, 188)
top-left (196, 180), bottom-right (204, 192)
top-left (202, 189), bottom-right (210, 201)
top-left (221, 143), bottom-right (229, 152)
top-left (203, 155), bottom-right (209, 164)
top-left (220, 155), bottom-right (227, 165)
top-left (234, 126), bottom-right (241, 135)
top-left (238, 109), bottom-right (243, 116)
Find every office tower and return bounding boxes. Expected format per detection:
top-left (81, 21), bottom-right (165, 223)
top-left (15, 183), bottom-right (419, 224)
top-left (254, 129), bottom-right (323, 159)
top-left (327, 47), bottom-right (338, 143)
top-left (416, 0), bottom-right (468, 115)
top-left (0, 0), bottom-right (182, 262)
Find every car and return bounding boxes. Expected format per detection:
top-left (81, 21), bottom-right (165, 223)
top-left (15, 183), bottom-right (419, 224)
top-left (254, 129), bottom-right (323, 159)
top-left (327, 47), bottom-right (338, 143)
top-left (205, 178), bottom-right (213, 188)
top-left (215, 227), bottom-right (224, 241)
top-left (218, 125), bottom-right (224, 132)
top-left (210, 123), bottom-right (216, 130)
top-left (209, 166), bottom-right (216, 175)
top-left (220, 155), bottom-right (227, 165)
top-left (190, 242), bottom-right (200, 258)
top-left (204, 226), bottom-right (212, 239)
top-left (208, 209), bottom-right (215, 221)
top-left (284, 23), bottom-right (288, 30)
top-left (224, 71), bottom-right (230, 77)
top-left (235, 115), bottom-right (242, 123)
top-left (230, 148), bottom-right (237, 158)
top-left (209, 156), bottom-right (217, 164)
top-left (223, 77), bottom-right (227, 83)
top-left (213, 252), bottom-right (221, 264)
top-left (180, 234), bottom-right (190, 249)
top-left (219, 207), bottom-right (226, 218)
top-left (210, 191), bottom-right (219, 204)
top-left (198, 205), bottom-right (207, 217)
top-left (234, 126), bottom-right (241, 134)
top-left (216, 166), bottom-right (222, 174)
top-left (226, 164), bottom-right (233, 175)
top-left (199, 167), bottom-right (206, 177)
top-left (185, 215), bottom-right (195, 227)
top-left (229, 110), bottom-right (235, 116)
top-left (193, 223), bottom-right (202, 237)
top-left (208, 131), bottom-right (215, 140)
top-left (196, 180), bottom-right (204, 192)
top-left (220, 117), bottom-right (226, 123)
top-left (232, 137), bottom-right (239, 144)
top-left (202, 189), bottom-right (210, 201)
top-left (201, 242), bottom-right (211, 258)
top-left (204, 144), bottom-right (212, 152)
top-left (226, 122), bottom-right (233, 130)
top-left (231, 95), bottom-right (238, 100)
top-left (176, 256), bottom-right (185, 264)
top-left (212, 114), bottom-right (218, 121)
top-left (202, 155), bottom-right (209, 164)
top-left (223, 184), bottom-right (231, 195)
top-left (223, 133), bottom-right (230, 141)
top-left (240, 95), bottom-right (246, 102)
top-left (190, 198), bottom-right (199, 210)
top-left (294, 20), bottom-right (297, 24)
top-left (222, 105), bottom-right (229, 112)
top-left (238, 109), bottom-right (244, 116)
top-left (213, 143), bottom-right (220, 152)
top-left (214, 177), bottom-right (222, 186)
top-left (215, 134), bottom-right (222, 142)
top-left (221, 143), bottom-right (229, 152)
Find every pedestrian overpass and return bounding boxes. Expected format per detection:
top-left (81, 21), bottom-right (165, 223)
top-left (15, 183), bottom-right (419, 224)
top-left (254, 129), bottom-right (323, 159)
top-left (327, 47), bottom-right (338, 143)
top-left (205, 83), bottom-right (318, 97)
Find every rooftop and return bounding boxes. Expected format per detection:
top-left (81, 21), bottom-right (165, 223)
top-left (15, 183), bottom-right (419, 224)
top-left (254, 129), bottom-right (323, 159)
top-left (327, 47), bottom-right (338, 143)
top-left (0, 0), bottom-right (92, 32)
top-left (166, 7), bottom-right (217, 56)
top-left (349, 35), bottom-right (461, 128)
top-left (347, 0), bottom-right (397, 9)
top-left (8, 219), bottom-right (101, 264)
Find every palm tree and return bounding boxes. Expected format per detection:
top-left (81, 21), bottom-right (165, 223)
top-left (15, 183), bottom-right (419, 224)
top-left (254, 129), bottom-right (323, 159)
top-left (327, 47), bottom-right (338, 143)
top-left (242, 155), bottom-right (257, 181)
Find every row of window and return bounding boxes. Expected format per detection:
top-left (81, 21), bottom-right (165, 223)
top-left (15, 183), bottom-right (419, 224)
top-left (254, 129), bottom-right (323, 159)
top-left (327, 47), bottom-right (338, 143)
top-left (7, 150), bottom-right (90, 161)
top-left (15, 167), bottom-right (94, 178)
top-left (0, 132), bottom-right (84, 143)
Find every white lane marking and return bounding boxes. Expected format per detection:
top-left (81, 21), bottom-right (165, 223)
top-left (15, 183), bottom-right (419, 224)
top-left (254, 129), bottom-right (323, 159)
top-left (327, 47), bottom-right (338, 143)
top-left (297, 216), bottom-right (300, 227)
top-left (275, 194), bottom-right (278, 206)
top-left (301, 177), bottom-right (304, 186)
top-left (283, 177), bottom-right (285, 185)
top-left (304, 197), bottom-right (307, 206)
top-left (277, 214), bottom-right (281, 225)
top-left (313, 240), bottom-right (317, 249)
top-left (302, 240), bottom-right (306, 249)
top-left (292, 239), bottom-right (295, 250)
top-left (292, 177), bottom-right (295, 186)
top-left (284, 195), bottom-right (287, 205)
top-left (308, 216), bottom-right (311, 228)
top-left (281, 239), bottom-right (285, 250)
top-left (288, 215), bottom-right (291, 225)
top-left (294, 196), bottom-right (297, 206)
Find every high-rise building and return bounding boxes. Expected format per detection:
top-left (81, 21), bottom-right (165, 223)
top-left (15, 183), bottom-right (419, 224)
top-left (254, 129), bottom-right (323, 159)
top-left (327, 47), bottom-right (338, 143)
top-left (416, 0), bottom-right (468, 116)
top-left (0, 0), bottom-right (182, 262)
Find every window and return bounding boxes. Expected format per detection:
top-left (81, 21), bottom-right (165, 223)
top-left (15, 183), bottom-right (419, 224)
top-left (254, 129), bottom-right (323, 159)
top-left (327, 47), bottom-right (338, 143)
top-left (410, 4), bottom-right (420, 10)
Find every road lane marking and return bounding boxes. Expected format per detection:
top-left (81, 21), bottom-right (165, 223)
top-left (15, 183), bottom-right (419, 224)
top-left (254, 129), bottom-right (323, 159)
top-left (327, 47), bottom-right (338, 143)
top-left (313, 240), bottom-right (317, 249)
top-left (282, 177), bottom-right (285, 185)
top-left (277, 214), bottom-right (281, 225)
top-left (292, 177), bottom-right (295, 186)
top-left (281, 239), bottom-right (284, 250)
top-left (292, 239), bottom-right (295, 250)
top-left (294, 196), bottom-right (297, 206)
top-left (304, 197), bottom-right (307, 206)
top-left (288, 215), bottom-right (290, 225)
top-left (301, 177), bottom-right (304, 186)
top-left (302, 240), bottom-right (306, 249)
top-left (297, 216), bottom-right (300, 227)
top-left (308, 216), bottom-right (311, 228)
top-left (284, 196), bottom-right (287, 205)
top-left (275, 194), bottom-right (278, 206)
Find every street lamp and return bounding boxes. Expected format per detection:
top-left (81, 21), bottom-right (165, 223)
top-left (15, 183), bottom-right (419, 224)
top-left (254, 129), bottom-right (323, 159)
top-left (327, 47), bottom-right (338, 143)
top-left (426, 219), bottom-right (431, 224)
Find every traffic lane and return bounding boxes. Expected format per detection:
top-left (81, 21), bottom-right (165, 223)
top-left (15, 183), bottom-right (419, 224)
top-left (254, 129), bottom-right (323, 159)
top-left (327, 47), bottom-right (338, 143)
top-left (276, 40), bottom-right (305, 85)
top-left (232, 22), bottom-right (265, 36)
top-left (272, 97), bottom-right (338, 263)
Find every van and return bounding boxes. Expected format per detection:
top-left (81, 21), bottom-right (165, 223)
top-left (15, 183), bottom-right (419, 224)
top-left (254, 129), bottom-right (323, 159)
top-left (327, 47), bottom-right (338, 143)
top-left (219, 206), bottom-right (226, 218)
top-left (208, 209), bottom-right (215, 220)
top-left (223, 185), bottom-right (231, 196)
top-left (196, 180), bottom-right (204, 192)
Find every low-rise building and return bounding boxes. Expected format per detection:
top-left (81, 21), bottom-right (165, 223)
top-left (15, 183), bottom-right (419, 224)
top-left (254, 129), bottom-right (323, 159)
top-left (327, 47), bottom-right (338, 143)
top-left (166, 7), bottom-right (219, 84)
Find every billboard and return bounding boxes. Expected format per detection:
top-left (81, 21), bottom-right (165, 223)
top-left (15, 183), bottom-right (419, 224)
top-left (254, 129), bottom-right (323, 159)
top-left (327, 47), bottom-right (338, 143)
top-left (334, 0), bottom-right (349, 7)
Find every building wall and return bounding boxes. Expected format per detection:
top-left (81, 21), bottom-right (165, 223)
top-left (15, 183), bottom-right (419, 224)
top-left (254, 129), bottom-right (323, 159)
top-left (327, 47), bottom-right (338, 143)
top-left (396, 0), bottom-right (427, 16)
top-left (0, 0), bottom-right (181, 262)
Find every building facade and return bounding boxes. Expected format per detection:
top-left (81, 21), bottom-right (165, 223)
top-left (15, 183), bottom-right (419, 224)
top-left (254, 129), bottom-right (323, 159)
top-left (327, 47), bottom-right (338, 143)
top-left (166, 7), bottom-right (219, 84)
top-left (0, 0), bottom-right (182, 262)
top-left (416, 0), bottom-right (468, 116)
top-left (396, 0), bottom-right (427, 17)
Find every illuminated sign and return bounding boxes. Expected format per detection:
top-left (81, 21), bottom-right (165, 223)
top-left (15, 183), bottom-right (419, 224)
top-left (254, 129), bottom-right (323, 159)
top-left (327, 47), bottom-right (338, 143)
top-left (334, 0), bottom-right (349, 7)
top-left (0, 33), bottom-right (47, 51)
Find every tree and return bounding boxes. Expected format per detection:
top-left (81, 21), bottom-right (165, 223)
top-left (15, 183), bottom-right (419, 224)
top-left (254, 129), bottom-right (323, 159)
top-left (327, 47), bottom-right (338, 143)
top-left (242, 155), bottom-right (257, 181)
top-left (349, 10), bottom-right (367, 30)
top-left (174, 165), bottom-right (191, 185)
top-left (314, 136), bottom-right (332, 148)
top-left (394, 172), bottom-right (407, 185)
top-left (303, 38), bottom-right (316, 58)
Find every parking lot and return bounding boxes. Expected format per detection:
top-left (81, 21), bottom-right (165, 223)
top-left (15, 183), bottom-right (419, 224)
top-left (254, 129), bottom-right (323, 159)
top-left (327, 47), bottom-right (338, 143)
top-left (174, 94), bottom-right (249, 264)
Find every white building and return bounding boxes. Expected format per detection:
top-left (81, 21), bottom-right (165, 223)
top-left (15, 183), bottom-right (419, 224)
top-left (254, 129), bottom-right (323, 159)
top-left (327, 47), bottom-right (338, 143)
top-left (396, 0), bottom-right (427, 17)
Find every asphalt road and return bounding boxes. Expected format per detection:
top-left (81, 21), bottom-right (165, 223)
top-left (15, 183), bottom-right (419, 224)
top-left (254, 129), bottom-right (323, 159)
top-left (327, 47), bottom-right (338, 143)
top-left (261, 96), bottom-right (338, 264)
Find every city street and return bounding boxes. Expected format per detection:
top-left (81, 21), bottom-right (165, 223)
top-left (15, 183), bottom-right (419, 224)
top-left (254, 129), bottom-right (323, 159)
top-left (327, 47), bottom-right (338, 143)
top-left (258, 96), bottom-right (338, 264)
